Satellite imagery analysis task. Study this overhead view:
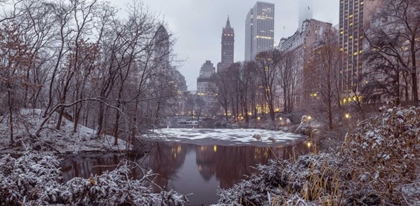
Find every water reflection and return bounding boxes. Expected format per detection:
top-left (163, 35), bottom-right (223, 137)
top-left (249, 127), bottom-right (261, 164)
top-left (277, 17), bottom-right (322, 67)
top-left (60, 141), bottom-right (315, 205)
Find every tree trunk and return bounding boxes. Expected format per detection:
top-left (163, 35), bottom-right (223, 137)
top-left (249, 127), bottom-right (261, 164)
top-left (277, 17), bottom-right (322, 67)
top-left (411, 72), bottom-right (418, 105)
top-left (113, 109), bottom-right (120, 146)
top-left (96, 96), bottom-right (105, 137)
top-left (73, 103), bottom-right (83, 133)
top-left (8, 89), bottom-right (14, 144)
top-left (224, 106), bottom-right (228, 122)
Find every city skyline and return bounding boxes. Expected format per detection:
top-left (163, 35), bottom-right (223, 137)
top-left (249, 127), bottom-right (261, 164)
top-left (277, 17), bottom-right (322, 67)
top-left (109, 0), bottom-right (339, 91)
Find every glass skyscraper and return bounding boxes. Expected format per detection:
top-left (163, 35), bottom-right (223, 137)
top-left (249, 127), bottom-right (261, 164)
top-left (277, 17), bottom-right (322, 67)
top-left (245, 1), bottom-right (275, 61)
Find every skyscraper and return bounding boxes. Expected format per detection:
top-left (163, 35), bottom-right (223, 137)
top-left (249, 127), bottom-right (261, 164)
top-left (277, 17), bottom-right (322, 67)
top-left (197, 60), bottom-right (217, 114)
top-left (155, 25), bottom-right (170, 65)
top-left (197, 60), bottom-right (215, 96)
top-left (339, 0), bottom-right (382, 95)
top-left (298, 0), bottom-right (313, 31)
top-left (217, 17), bottom-right (235, 72)
top-left (245, 1), bottom-right (275, 61)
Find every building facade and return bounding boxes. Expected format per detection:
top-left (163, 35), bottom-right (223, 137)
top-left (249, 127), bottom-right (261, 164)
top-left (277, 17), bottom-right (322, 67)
top-left (197, 60), bottom-right (217, 115)
top-left (298, 0), bottom-right (313, 31)
top-left (217, 17), bottom-right (235, 72)
top-left (278, 19), bottom-right (333, 108)
top-left (245, 1), bottom-right (275, 61)
top-left (339, 0), bottom-right (382, 96)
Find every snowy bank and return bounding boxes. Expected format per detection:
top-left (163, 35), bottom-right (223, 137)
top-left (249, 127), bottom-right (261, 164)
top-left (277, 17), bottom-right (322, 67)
top-left (215, 106), bottom-right (420, 205)
top-left (0, 152), bottom-right (190, 205)
top-left (0, 109), bottom-right (129, 154)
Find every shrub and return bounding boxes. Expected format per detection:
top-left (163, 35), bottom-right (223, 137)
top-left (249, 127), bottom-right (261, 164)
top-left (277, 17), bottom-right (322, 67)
top-left (0, 152), bottom-right (190, 205)
top-left (217, 106), bottom-right (420, 205)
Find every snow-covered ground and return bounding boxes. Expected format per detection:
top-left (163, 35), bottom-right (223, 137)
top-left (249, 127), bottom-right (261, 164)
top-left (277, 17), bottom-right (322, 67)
top-left (153, 128), bottom-right (303, 146)
top-left (0, 109), bottom-right (128, 154)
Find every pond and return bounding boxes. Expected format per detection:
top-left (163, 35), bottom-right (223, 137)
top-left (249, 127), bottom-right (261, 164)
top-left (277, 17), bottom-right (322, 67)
top-left (60, 130), bottom-right (315, 205)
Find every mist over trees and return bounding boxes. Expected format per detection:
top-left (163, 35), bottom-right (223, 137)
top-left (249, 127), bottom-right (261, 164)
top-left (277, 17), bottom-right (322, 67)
top-left (0, 0), bottom-right (184, 144)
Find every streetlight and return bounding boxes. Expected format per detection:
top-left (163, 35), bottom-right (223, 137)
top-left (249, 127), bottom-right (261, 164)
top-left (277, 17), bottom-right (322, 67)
top-left (345, 113), bottom-right (350, 119)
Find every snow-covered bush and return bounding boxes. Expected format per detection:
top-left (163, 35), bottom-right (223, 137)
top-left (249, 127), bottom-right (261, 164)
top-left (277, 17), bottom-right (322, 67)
top-left (217, 106), bottom-right (420, 205)
top-left (0, 152), bottom-right (61, 204)
top-left (339, 106), bottom-right (420, 205)
top-left (0, 152), bottom-right (190, 205)
top-left (217, 153), bottom-right (340, 205)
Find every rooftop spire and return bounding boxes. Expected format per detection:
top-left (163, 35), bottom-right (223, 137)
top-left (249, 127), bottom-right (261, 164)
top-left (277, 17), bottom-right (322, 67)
top-left (226, 16), bottom-right (231, 28)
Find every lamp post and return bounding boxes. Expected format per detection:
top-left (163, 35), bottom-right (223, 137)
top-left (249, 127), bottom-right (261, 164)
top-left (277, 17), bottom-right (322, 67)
top-left (345, 113), bottom-right (351, 131)
top-left (345, 113), bottom-right (350, 119)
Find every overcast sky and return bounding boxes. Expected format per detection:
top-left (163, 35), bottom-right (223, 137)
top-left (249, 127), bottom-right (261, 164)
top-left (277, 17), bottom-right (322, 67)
top-left (110, 0), bottom-right (339, 91)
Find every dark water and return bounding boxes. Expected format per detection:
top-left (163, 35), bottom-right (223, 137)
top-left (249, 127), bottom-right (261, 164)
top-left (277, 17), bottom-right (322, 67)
top-left (60, 140), bottom-right (315, 205)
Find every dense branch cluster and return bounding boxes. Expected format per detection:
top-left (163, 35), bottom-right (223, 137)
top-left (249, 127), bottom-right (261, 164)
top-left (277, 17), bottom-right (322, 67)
top-left (363, 0), bottom-right (420, 105)
top-left (0, 0), bottom-right (185, 144)
top-left (212, 50), bottom-right (301, 127)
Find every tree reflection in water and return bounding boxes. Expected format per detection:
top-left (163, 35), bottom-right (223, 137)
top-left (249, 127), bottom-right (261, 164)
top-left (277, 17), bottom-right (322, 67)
top-left (60, 140), bottom-right (314, 205)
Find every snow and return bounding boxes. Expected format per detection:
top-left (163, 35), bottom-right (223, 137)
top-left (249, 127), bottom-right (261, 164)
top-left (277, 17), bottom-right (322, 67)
top-left (0, 109), bottom-right (129, 154)
top-left (0, 152), bottom-right (191, 205)
top-left (214, 106), bottom-right (420, 205)
top-left (153, 128), bottom-right (302, 145)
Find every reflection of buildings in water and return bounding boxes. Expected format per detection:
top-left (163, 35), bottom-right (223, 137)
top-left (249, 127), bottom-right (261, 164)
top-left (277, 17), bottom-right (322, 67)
top-left (194, 142), bottom-right (314, 189)
top-left (60, 140), bottom-right (315, 197)
top-left (195, 145), bottom-right (275, 189)
top-left (195, 145), bottom-right (217, 181)
top-left (148, 142), bottom-right (191, 191)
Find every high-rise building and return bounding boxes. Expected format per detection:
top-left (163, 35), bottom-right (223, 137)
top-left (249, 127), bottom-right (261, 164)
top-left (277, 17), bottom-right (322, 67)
top-left (197, 60), bottom-right (217, 114)
top-left (217, 17), bottom-right (235, 72)
top-left (155, 25), bottom-right (170, 66)
top-left (339, 0), bottom-right (382, 95)
top-left (298, 0), bottom-right (313, 31)
top-left (278, 19), bottom-right (333, 109)
top-left (197, 60), bottom-right (215, 96)
top-left (245, 1), bottom-right (275, 61)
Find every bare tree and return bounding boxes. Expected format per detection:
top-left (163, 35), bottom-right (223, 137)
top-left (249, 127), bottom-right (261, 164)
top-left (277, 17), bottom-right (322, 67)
top-left (305, 31), bottom-right (342, 129)
top-left (0, 0), bottom-right (181, 146)
top-left (255, 50), bottom-right (281, 123)
top-left (211, 71), bottom-right (229, 121)
top-left (278, 51), bottom-right (299, 113)
top-left (363, 0), bottom-right (420, 105)
top-left (0, 22), bottom-right (32, 143)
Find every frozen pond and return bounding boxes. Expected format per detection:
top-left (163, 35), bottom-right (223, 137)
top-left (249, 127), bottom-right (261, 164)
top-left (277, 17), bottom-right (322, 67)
top-left (60, 129), bottom-right (313, 205)
top-left (153, 128), bottom-right (303, 146)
